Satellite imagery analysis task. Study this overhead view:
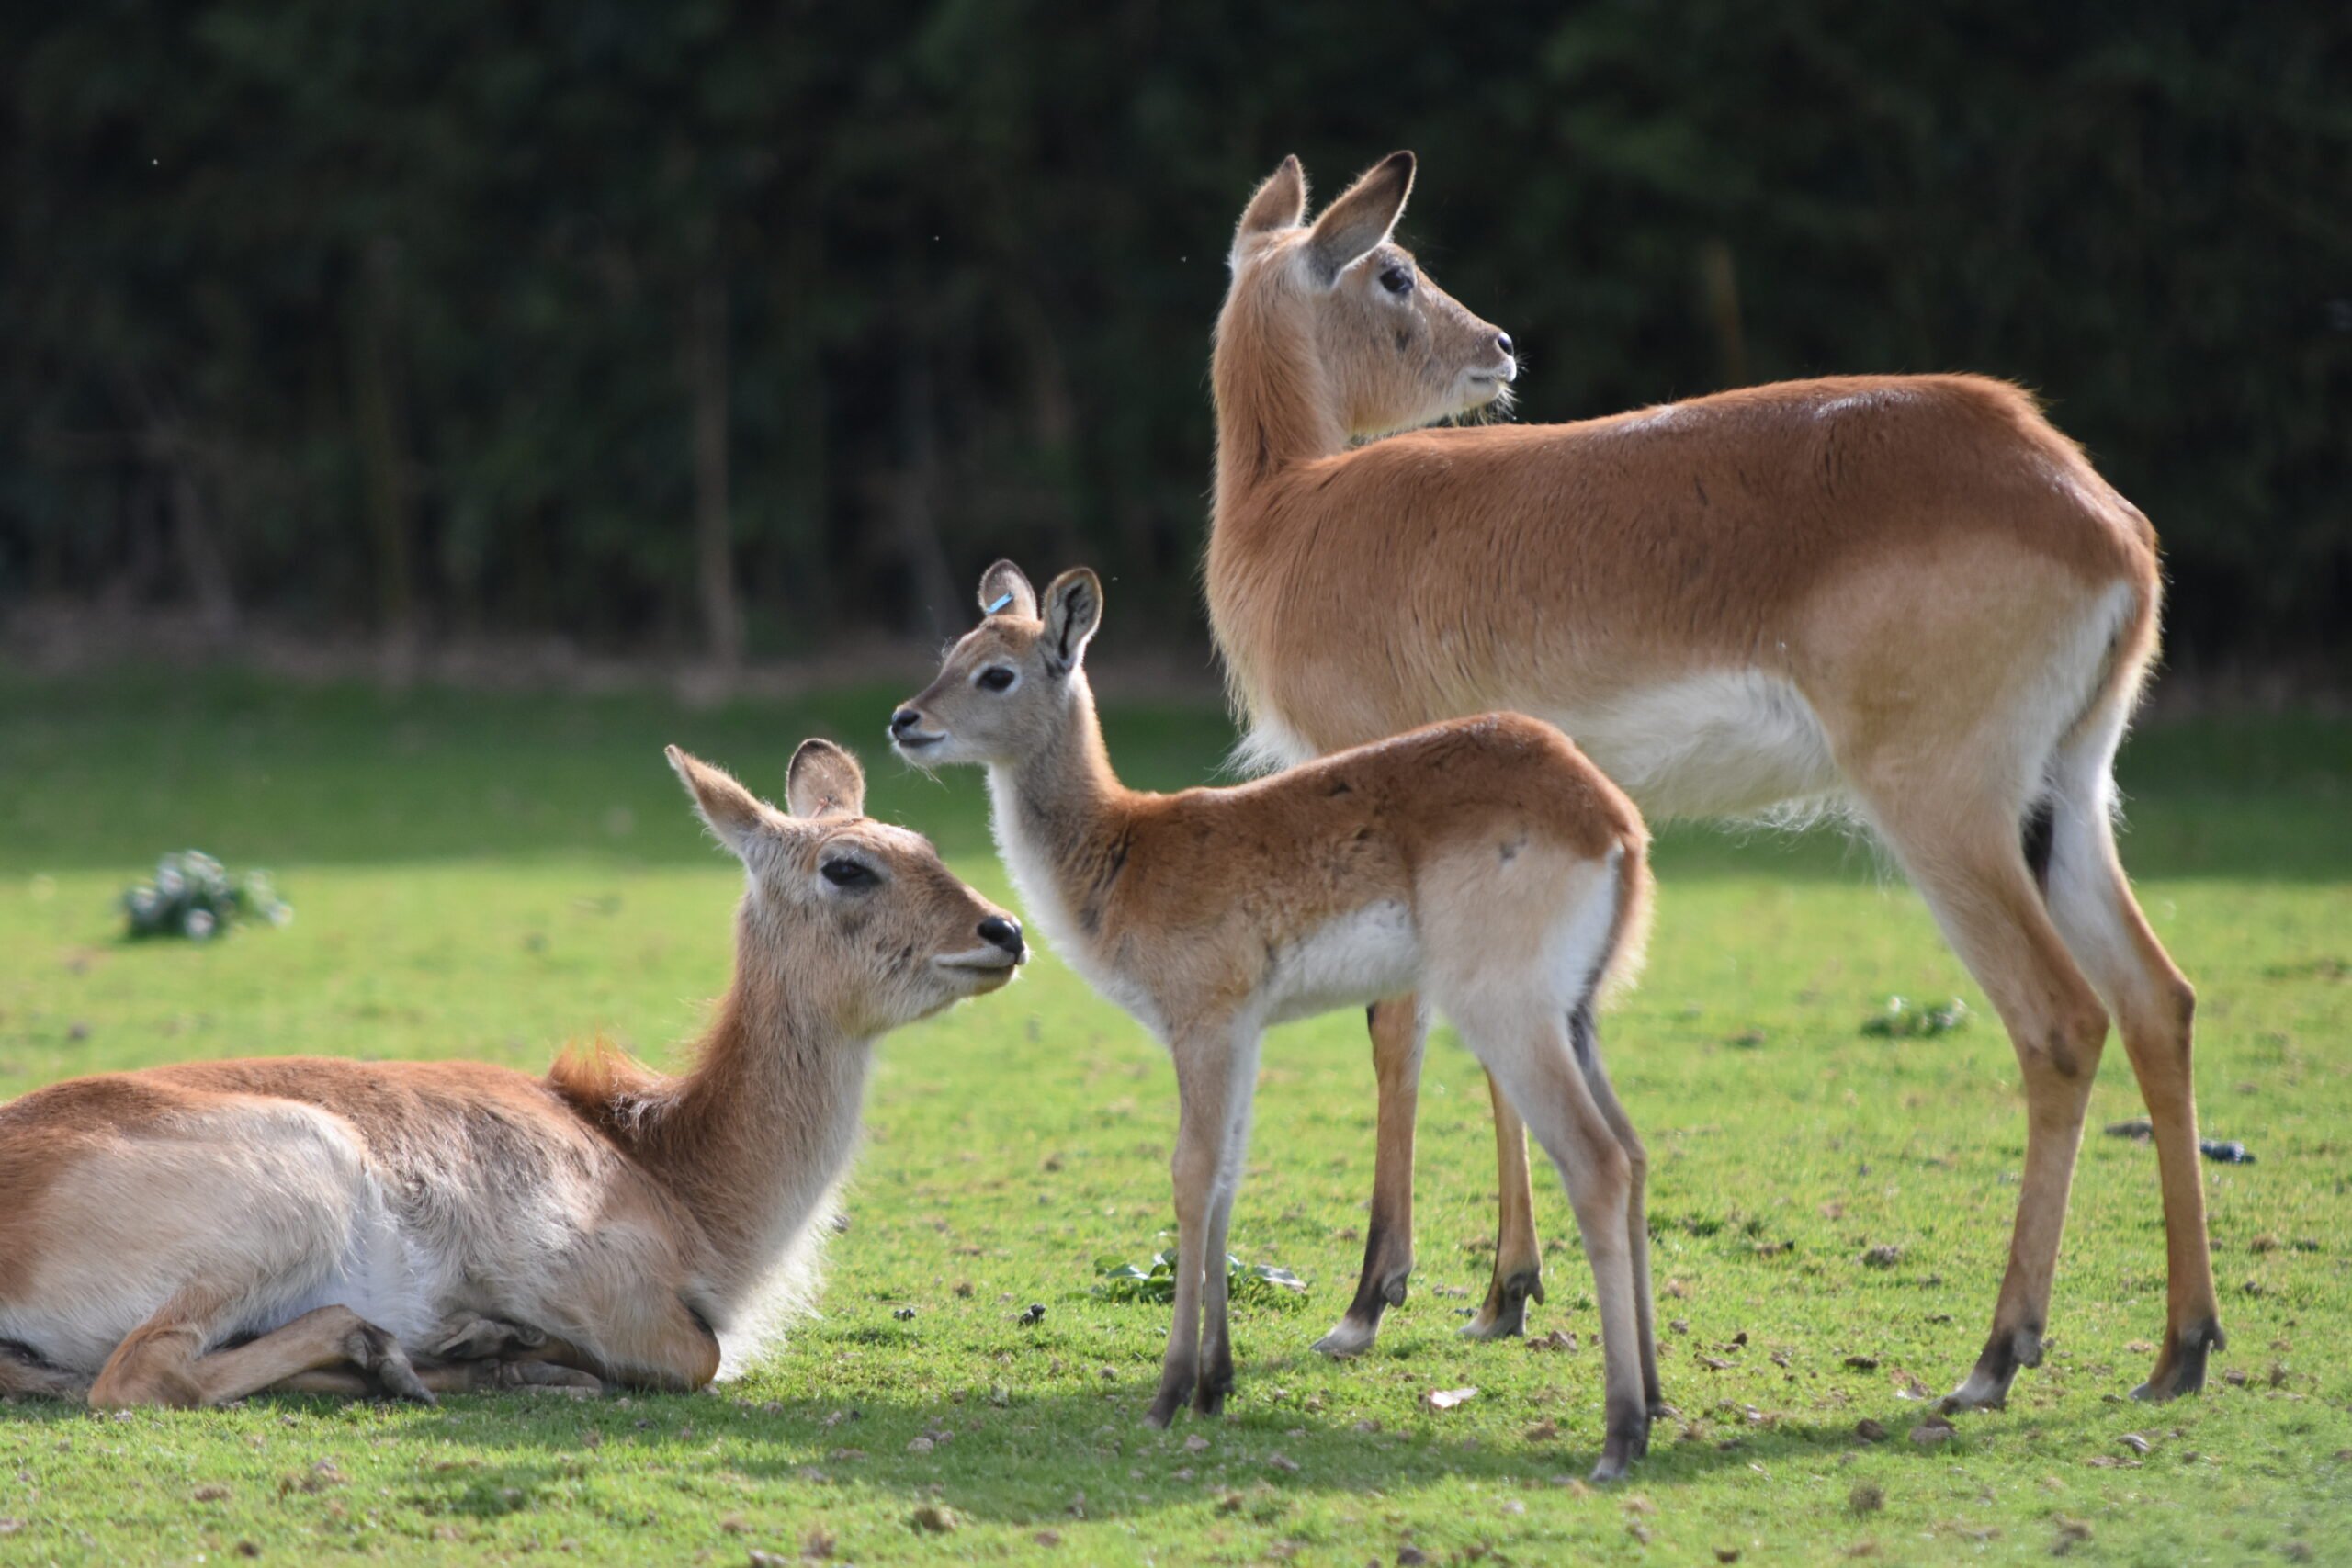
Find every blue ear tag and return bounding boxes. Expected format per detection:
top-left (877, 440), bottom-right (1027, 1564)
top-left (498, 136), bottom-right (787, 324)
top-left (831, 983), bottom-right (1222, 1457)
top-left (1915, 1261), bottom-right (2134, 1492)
top-left (986, 592), bottom-right (1014, 615)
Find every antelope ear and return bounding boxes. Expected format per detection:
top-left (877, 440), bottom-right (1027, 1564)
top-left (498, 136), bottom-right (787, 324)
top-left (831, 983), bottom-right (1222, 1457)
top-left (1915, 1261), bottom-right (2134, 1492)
top-left (1233, 154), bottom-right (1307, 259)
top-left (978, 559), bottom-right (1038, 620)
top-left (1306, 150), bottom-right (1414, 284)
top-left (667, 745), bottom-right (772, 858)
top-left (786, 738), bottom-right (866, 819)
top-left (1040, 568), bottom-right (1103, 675)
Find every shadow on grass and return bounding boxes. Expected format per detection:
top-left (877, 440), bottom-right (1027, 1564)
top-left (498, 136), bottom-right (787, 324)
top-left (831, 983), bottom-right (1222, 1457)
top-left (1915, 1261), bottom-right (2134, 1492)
top-left (0, 1369), bottom-right (2029, 1531)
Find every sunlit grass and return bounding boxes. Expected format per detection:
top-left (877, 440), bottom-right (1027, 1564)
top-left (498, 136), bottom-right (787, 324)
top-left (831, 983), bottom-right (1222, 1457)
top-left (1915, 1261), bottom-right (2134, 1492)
top-left (1, 671), bottom-right (2346, 1564)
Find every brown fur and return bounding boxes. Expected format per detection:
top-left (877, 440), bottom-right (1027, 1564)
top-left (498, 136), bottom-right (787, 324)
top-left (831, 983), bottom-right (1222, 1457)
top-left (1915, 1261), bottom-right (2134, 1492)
top-left (0, 742), bottom-right (1021, 1409)
top-left (1204, 152), bottom-right (2215, 1407)
top-left (894, 564), bottom-right (1661, 1481)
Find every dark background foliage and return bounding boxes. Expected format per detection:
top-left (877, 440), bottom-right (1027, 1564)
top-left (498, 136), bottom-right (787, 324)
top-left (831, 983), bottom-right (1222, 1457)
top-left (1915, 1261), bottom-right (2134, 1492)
top-left (4, 1), bottom-right (2346, 668)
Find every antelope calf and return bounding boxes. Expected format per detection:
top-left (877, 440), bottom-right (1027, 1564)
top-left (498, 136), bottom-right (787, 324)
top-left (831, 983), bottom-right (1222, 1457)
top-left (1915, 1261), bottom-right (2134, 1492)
top-left (1207, 152), bottom-right (2218, 1409)
top-left (891, 563), bottom-right (1658, 1480)
top-left (0, 741), bottom-right (1023, 1408)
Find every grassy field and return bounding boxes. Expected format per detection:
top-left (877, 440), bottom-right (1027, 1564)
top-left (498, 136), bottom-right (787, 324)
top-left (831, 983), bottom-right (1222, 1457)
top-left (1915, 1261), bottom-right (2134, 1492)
top-left (1, 670), bottom-right (2346, 1565)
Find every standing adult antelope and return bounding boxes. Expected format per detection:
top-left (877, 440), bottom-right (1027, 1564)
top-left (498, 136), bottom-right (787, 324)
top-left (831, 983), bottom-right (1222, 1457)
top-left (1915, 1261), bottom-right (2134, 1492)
top-left (1206, 150), bottom-right (2216, 1412)
top-left (890, 562), bottom-right (1660, 1480)
top-left (0, 741), bottom-right (1024, 1408)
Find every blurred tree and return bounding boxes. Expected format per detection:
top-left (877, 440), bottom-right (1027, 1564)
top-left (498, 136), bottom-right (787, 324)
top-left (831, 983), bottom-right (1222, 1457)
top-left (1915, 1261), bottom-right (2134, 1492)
top-left (1, 0), bottom-right (2345, 669)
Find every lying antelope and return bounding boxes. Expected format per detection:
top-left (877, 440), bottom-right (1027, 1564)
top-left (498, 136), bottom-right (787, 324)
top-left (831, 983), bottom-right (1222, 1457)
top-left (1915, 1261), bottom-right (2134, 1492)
top-left (0, 741), bottom-right (1023, 1408)
top-left (1205, 150), bottom-right (2217, 1409)
top-left (891, 562), bottom-right (1659, 1480)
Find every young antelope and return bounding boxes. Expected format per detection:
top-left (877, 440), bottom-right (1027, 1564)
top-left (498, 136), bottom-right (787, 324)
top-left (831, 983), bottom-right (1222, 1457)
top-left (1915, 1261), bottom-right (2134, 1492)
top-left (891, 562), bottom-right (1660, 1480)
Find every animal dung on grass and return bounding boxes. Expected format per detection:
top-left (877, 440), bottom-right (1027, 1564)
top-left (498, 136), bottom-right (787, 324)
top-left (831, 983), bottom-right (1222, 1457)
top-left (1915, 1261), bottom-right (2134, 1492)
top-left (1908, 1415), bottom-right (1956, 1447)
top-left (2103, 1119), bottom-right (2256, 1164)
top-left (1858, 996), bottom-right (1968, 1038)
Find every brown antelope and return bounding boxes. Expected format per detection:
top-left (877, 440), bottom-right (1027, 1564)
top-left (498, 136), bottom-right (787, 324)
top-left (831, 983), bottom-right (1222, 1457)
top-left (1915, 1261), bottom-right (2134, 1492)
top-left (1205, 150), bottom-right (2217, 1411)
top-left (0, 741), bottom-right (1024, 1409)
top-left (890, 562), bottom-right (1660, 1480)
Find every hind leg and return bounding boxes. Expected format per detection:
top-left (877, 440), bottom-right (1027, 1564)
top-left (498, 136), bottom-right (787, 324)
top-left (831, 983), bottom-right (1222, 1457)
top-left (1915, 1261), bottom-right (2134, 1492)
top-left (2042, 710), bottom-right (2221, 1397)
top-left (1568, 1005), bottom-right (1663, 1415)
top-left (274, 1314), bottom-right (603, 1398)
top-left (1863, 788), bottom-right (2114, 1412)
top-left (1457, 1004), bottom-right (1650, 1482)
top-left (1317, 997), bottom-right (1426, 1358)
top-left (1460, 1074), bottom-right (1547, 1341)
top-left (88, 1292), bottom-right (432, 1409)
top-left (0, 1342), bottom-right (91, 1402)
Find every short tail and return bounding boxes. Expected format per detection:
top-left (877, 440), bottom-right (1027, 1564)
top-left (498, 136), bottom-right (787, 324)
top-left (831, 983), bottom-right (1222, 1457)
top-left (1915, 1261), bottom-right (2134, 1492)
top-left (1593, 837), bottom-right (1654, 1010)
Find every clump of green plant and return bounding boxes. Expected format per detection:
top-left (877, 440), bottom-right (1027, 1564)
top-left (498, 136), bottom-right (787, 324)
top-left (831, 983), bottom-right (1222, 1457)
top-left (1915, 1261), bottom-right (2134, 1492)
top-left (1094, 1251), bottom-right (1308, 1310)
top-left (121, 850), bottom-right (291, 942)
top-left (1860, 995), bottom-right (1968, 1038)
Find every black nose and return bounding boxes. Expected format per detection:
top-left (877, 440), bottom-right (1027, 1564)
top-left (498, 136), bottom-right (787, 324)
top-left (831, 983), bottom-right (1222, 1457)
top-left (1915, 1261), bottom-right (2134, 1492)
top-left (1495, 331), bottom-right (1514, 358)
top-left (978, 915), bottom-right (1023, 956)
top-left (890, 708), bottom-right (922, 736)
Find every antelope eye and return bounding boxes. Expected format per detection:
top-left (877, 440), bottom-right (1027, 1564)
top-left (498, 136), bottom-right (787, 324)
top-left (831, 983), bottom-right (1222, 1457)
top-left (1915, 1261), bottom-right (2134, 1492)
top-left (821, 858), bottom-right (877, 889)
top-left (976, 667), bottom-right (1018, 693)
top-left (1379, 265), bottom-right (1414, 295)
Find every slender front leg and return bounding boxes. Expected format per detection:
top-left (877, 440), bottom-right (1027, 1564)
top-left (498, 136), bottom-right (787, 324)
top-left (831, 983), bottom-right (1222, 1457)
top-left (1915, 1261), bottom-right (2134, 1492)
top-left (1460, 1070), bottom-right (1545, 1340)
top-left (1316, 996), bottom-right (1426, 1358)
top-left (1150, 1022), bottom-right (1252, 1427)
top-left (90, 1298), bottom-right (432, 1410)
top-left (1195, 1179), bottom-right (1241, 1416)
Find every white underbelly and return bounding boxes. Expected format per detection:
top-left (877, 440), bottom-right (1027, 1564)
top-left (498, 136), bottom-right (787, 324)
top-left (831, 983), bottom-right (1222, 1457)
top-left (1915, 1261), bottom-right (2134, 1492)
top-left (1239, 671), bottom-right (1843, 824)
top-left (0, 1100), bottom-right (445, 1370)
top-left (256, 1179), bottom-right (445, 1347)
top-left (1265, 902), bottom-right (1421, 1024)
top-left (1542, 671), bottom-right (1843, 820)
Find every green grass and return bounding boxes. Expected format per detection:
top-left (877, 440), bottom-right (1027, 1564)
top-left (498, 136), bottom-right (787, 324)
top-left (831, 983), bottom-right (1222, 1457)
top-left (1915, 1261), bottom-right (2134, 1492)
top-left (2, 670), bottom-right (2348, 1565)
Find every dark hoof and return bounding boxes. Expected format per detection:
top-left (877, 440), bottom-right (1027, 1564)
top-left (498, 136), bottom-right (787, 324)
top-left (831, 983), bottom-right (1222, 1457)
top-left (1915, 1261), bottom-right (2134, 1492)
top-left (1193, 1382), bottom-right (1228, 1417)
top-left (434, 1314), bottom-right (548, 1361)
top-left (1312, 1318), bottom-right (1379, 1359)
top-left (1589, 1436), bottom-right (1645, 1483)
top-left (2132, 1320), bottom-right (2223, 1402)
top-left (1941, 1324), bottom-right (2040, 1412)
top-left (1459, 1270), bottom-right (1541, 1342)
top-left (1145, 1382), bottom-right (1189, 1428)
top-left (347, 1326), bottom-right (435, 1406)
top-left (1590, 1405), bottom-right (1649, 1483)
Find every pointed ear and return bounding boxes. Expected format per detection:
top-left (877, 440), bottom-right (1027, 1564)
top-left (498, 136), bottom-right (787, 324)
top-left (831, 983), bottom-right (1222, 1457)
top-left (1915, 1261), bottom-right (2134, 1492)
top-left (1233, 154), bottom-right (1307, 259)
top-left (786, 738), bottom-right (866, 819)
top-left (667, 745), bottom-right (772, 857)
top-left (1306, 151), bottom-right (1414, 283)
top-left (978, 559), bottom-right (1038, 620)
top-left (1040, 568), bottom-right (1103, 675)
